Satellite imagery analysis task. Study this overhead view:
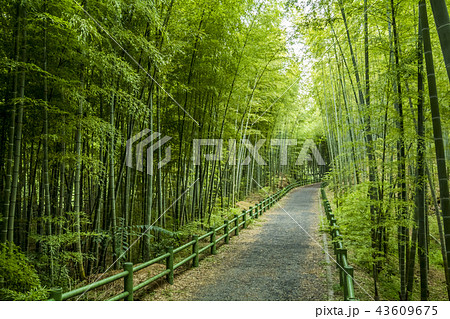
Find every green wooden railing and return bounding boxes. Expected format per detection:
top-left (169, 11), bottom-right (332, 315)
top-left (48, 176), bottom-right (320, 301)
top-left (320, 183), bottom-right (356, 301)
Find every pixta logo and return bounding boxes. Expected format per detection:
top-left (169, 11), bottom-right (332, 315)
top-left (126, 130), bottom-right (325, 175)
top-left (126, 129), bottom-right (171, 175)
top-left (192, 138), bottom-right (325, 166)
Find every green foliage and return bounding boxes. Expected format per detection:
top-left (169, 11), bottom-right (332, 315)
top-left (330, 183), bottom-right (379, 267)
top-left (30, 234), bottom-right (91, 289)
top-left (376, 261), bottom-right (402, 300)
top-left (0, 0), bottom-right (324, 297)
top-left (429, 247), bottom-right (444, 268)
top-left (30, 213), bottom-right (98, 288)
top-left (149, 238), bottom-right (178, 258)
top-left (176, 221), bottom-right (205, 239)
top-left (0, 286), bottom-right (49, 301)
top-left (227, 207), bottom-right (243, 218)
top-left (121, 225), bottom-right (179, 258)
top-left (305, 0), bottom-right (450, 299)
top-left (257, 186), bottom-right (271, 196)
top-left (0, 243), bottom-right (45, 300)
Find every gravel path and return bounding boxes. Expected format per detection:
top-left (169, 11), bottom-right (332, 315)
top-left (190, 183), bottom-right (328, 301)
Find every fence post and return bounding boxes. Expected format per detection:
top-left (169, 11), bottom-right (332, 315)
top-left (193, 235), bottom-right (199, 267)
top-left (342, 265), bottom-right (353, 300)
top-left (334, 235), bottom-right (343, 255)
top-left (255, 205), bottom-right (259, 219)
top-left (50, 287), bottom-right (62, 301)
top-left (259, 203), bottom-right (263, 216)
top-left (210, 227), bottom-right (217, 255)
top-left (234, 214), bottom-right (239, 236)
top-left (325, 205), bottom-right (331, 219)
top-left (166, 246), bottom-right (174, 284)
top-left (326, 203), bottom-right (332, 216)
top-left (336, 248), bottom-right (347, 287)
top-left (243, 210), bottom-right (247, 229)
top-left (224, 220), bottom-right (229, 244)
top-left (331, 226), bottom-right (340, 240)
top-left (123, 262), bottom-right (134, 301)
top-left (330, 217), bottom-right (337, 227)
top-left (344, 265), bottom-right (355, 301)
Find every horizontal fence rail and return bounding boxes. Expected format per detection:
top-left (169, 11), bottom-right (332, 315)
top-left (48, 175), bottom-right (321, 301)
top-left (320, 183), bottom-right (356, 301)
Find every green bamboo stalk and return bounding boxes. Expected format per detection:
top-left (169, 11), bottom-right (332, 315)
top-left (391, 0), bottom-right (408, 300)
top-left (42, 0), bottom-right (53, 281)
top-left (74, 71), bottom-right (85, 280)
top-left (1, 2), bottom-right (21, 244)
top-left (419, 0), bottom-right (450, 299)
top-left (8, 5), bottom-right (26, 245)
top-left (144, 89), bottom-right (153, 260)
top-left (416, 10), bottom-right (428, 300)
top-left (429, 0), bottom-right (450, 83)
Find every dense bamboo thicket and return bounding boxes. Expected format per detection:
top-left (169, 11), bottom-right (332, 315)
top-left (298, 0), bottom-right (450, 300)
top-left (2, 0), bottom-right (450, 302)
top-left (0, 0), bottom-right (325, 299)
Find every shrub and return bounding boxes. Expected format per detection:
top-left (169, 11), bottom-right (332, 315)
top-left (0, 243), bottom-right (46, 300)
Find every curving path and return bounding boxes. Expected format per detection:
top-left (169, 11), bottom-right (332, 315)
top-left (189, 183), bottom-right (328, 301)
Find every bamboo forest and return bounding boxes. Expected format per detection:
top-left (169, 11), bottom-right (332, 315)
top-left (1, 0), bottom-right (450, 302)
